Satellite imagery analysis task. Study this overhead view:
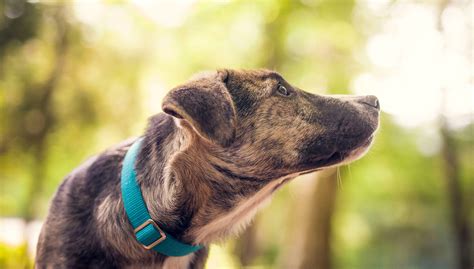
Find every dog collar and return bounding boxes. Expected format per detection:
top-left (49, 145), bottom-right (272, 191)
top-left (121, 138), bottom-right (203, 256)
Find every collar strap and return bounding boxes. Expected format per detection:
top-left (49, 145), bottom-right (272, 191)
top-left (120, 138), bottom-right (203, 256)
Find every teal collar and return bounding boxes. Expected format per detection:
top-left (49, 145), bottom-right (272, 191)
top-left (120, 138), bottom-right (203, 256)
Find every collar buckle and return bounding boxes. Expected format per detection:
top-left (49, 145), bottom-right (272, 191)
top-left (134, 219), bottom-right (167, 250)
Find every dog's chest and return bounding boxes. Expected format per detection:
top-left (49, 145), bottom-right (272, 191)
top-left (192, 178), bottom-right (285, 243)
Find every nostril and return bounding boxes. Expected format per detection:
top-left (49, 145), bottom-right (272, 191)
top-left (372, 97), bottom-right (380, 109)
top-left (361, 95), bottom-right (380, 110)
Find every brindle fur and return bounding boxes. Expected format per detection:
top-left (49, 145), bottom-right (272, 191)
top-left (36, 69), bottom-right (380, 268)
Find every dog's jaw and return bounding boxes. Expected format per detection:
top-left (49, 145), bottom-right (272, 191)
top-left (188, 174), bottom-right (295, 244)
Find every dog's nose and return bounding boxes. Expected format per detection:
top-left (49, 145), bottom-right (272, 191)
top-left (359, 95), bottom-right (380, 110)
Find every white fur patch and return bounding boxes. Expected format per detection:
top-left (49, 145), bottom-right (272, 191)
top-left (192, 175), bottom-right (296, 244)
top-left (162, 254), bottom-right (195, 269)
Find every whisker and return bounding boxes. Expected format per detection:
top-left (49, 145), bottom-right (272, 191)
top-left (338, 154), bottom-right (344, 189)
top-left (336, 167), bottom-right (343, 190)
top-left (347, 164), bottom-right (353, 182)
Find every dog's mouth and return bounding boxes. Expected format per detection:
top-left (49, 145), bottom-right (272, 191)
top-left (272, 135), bottom-right (375, 192)
top-left (299, 134), bottom-right (375, 176)
top-left (338, 134), bottom-right (374, 164)
top-left (328, 134), bottom-right (374, 165)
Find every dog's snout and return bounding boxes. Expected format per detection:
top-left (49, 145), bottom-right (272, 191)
top-left (359, 95), bottom-right (380, 110)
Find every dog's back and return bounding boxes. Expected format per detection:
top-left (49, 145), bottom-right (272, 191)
top-left (36, 141), bottom-right (131, 268)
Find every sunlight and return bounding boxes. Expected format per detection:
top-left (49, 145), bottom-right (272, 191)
top-left (0, 218), bottom-right (25, 246)
top-left (205, 244), bottom-right (239, 269)
top-left (131, 0), bottom-right (197, 28)
top-left (352, 2), bottom-right (473, 129)
top-left (0, 218), bottom-right (42, 258)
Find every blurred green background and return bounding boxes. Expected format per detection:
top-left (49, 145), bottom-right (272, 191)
top-left (0, 0), bottom-right (472, 268)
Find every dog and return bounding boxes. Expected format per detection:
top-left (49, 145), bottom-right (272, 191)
top-left (36, 69), bottom-right (380, 268)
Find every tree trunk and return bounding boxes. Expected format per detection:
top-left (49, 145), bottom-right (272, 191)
top-left (299, 169), bottom-right (338, 269)
top-left (234, 218), bottom-right (259, 266)
top-left (440, 126), bottom-right (472, 269)
top-left (436, 1), bottom-right (473, 268)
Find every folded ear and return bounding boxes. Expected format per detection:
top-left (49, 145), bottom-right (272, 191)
top-left (161, 70), bottom-right (236, 147)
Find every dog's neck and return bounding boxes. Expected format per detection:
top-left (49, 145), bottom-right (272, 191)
top-left (134, 114), bottom-right (289, 246)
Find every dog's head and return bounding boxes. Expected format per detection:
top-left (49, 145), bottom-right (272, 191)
top-left (162, 69), bottom-right (379, 178)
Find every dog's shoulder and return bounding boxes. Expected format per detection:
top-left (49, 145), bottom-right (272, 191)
top-left (63, 137), bottom-right (136, 201)
top-left (36, 138), bottom-right (138, 267)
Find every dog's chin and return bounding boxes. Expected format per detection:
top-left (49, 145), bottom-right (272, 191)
top-left (336, 135), bottom-right (374, 166)
top-left (299, 135), bottom-right (374, 176)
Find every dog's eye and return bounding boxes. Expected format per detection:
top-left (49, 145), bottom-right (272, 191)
top-left (277, 84), bottom-right (290, 96)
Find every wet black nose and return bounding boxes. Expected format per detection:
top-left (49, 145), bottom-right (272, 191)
top-left (359, 95), bottom-right (380, 110)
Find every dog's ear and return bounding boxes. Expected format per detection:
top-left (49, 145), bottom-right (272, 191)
top-left (162, 70), bottom-right (236, 147)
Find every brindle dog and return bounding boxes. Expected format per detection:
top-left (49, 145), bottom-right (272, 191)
top-left (36, 69), bottom-right (380, 268)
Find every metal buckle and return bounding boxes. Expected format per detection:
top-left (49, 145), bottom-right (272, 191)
top-left (134, 219), bottom-right (167, 250)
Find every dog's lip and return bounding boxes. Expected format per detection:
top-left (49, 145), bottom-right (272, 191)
top-left (299, 134), bottom-right (375, 174)
top-left (335, 134), bottom-right (375, 165)
top-left (299, 167), bottom-right (322, 175)
top-left (299, 151), bottom-right (344, 173)
top-left (360, 134), bottom-right (374, 147)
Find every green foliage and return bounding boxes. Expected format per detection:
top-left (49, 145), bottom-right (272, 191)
top-left (333, 117), bottom-right (457, 269)
top-left (0, 243), bottom-right (31, 269)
